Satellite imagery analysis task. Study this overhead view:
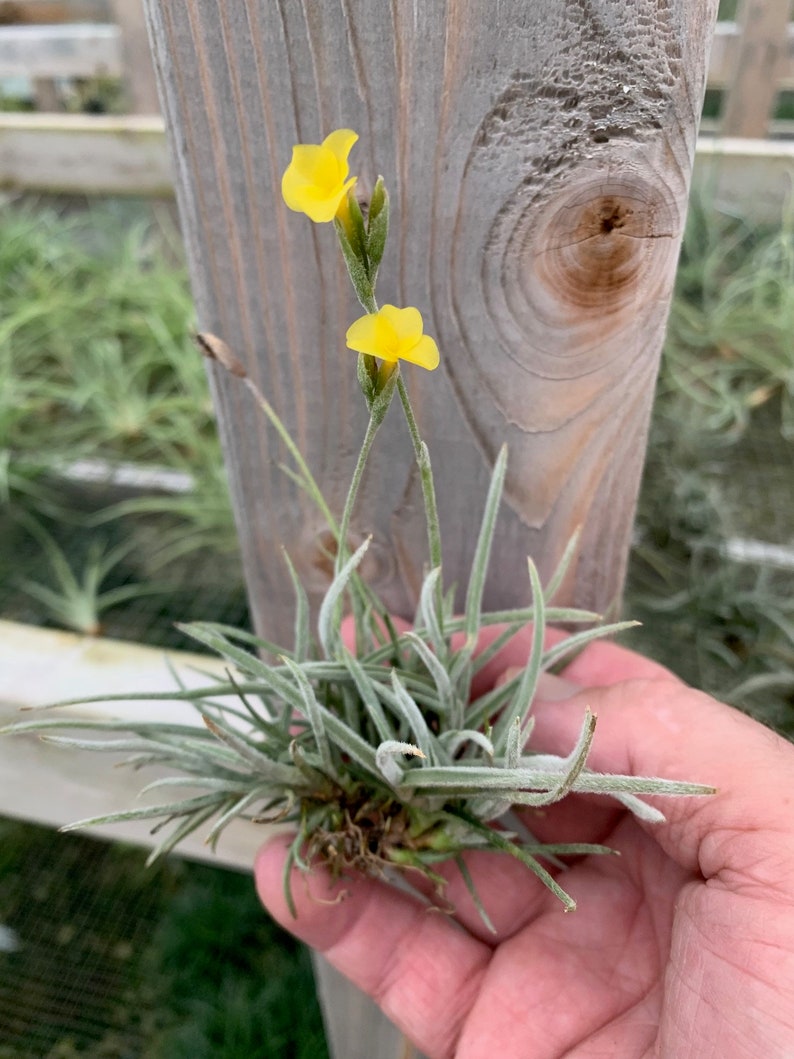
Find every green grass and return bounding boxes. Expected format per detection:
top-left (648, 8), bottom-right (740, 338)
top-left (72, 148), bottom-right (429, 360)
top-left (0, 199), bottom-right (242, 610)
top-left (627, 192), bottom-right (794, 732)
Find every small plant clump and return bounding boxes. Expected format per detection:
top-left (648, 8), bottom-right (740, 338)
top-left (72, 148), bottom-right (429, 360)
top-left (5, 131), bottom-right (714, 929)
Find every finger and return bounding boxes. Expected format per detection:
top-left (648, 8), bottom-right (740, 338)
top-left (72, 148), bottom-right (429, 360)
top-left (559, 638), bottom-right (683, 688)
top-left (460, 623), bottom-right (569, 699)
top-left (340, 612), bottom-right (411, 652)
top-left (527, 678), bottom-right (794, 884)
top-left (255, 836), bottom-right (489, 1058)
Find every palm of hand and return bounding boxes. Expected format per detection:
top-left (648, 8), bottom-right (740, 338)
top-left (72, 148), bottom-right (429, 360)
top-left (457, 812), bottom-right (730, 1058)
top-left (256, 641), bottom-right (794, 1059)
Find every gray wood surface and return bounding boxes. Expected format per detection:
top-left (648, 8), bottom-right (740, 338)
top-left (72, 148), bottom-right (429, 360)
top-left (112, 0), bottom-right (159, 113)
top-left (143, 2), bottom-right (718, 1055)
top-left (720, 0), bottom-right (792, 137)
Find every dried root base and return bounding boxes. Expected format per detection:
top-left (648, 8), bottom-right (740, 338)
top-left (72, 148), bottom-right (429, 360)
top-left (300, 786), bottom-right (447, 882)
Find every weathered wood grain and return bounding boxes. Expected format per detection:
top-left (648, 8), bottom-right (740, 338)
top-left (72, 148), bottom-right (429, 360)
top-left (112, 0), bottom-right (159, 113)
top-left (144, 0), bottom-right (718, 643)
top-left (720, 0), bottom-right (793, 137)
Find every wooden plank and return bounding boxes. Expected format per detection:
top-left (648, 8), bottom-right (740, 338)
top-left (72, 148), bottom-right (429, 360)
top-left (708, 19), bottom-right (794, 89)
top-left (0, 619), bottom-right (271, 869)
top-left (31, 74), bottom-right (58, 109)
top-left (0, 21), bottom-right (120, 78)
top-left (5, 20), bottom-right (793, 118)
top-left (720, 0), bottom-right (793, 137)
top-left (0, 0), bottom-right (108, 23)
top-left (142, 4), bottom-right (718, 1056)
top-left (1, 112), bottom-right (793, 223)
top-left (111, 0), bottom-right (159, 113)
top-left (0, 112), bottom-right (172, 194)
top-left (693, 135), bottom-right (794, 219)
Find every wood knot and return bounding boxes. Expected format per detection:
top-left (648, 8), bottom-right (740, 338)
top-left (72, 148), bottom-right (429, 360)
top-left (532, 179), bottom-right (677, 319)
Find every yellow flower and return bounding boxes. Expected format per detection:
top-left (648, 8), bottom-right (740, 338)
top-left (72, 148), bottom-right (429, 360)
top-left (345, 305), bottom-right (439, 371)
top-left (281, 129), bottom-right (358, 223)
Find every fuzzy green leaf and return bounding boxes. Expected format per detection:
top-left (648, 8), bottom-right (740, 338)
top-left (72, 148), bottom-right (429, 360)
top-left (365, 177), bottom-right (389, 286)
top-left (318, 536), bottom-right (371, 658)
top-left (491, 557), bottom-right (546, 753)
top-left (334, 218), bottom-right (375, 312)
top-left (280, 656), bottom-right (335, 777)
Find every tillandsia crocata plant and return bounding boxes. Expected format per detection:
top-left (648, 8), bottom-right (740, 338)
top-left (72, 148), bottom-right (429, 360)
top-left (5, 129), bottom-right (714, 930)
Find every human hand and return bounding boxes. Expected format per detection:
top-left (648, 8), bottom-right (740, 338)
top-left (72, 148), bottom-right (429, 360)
top-left (255, 627), bottom-right (794, 1058)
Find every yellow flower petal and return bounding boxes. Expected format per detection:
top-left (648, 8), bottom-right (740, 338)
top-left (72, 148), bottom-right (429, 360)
top-left (399, 334), bottom-right (440, 371)
top-left (345, 306), bottom-right (439, 371)
top-left (346, 312), bottom-right (398, 359)
top-left (322, 129), bottom-right (358, 174)
top-left (380, 304), bottom-right (423, 346)
top-left (281, 129), bottom-right (359, 223)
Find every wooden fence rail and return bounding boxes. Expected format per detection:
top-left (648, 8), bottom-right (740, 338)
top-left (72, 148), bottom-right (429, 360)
top-left (2, 3), bottom-right (793, 124)
top-left (1, 4), bottom-right (793, 216)
top-left (0, 0), bottom-right (156, 113)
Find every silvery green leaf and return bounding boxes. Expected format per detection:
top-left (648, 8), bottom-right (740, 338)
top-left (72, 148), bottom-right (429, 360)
top-left (280, 656), bottom-right (334, 777)
top-left (340, 646), bottom-right (393, 743)
top-left (376, 740), bottom-right (425, 787)
top-left (401, 759), bottom-right (714, 799)
top-left (505, 716), bottom-right (522, 770)
top-left (492, 557), bottom-right (546, 753)
top-left (543, 527), bottom-right (582, 604)
top-left (334, 217), bottom-right (375, 312)
top-left (455, 855), bottom-right (496, 934)
top-left (282, 550), bottom-right (310, 663)
top-left (316, 707), bottom-right (379, 773)
top-left (138, 776), bottom-right (251, 796)
top-left (201, 714), bottom-right (301, 784)
top-left (145, 804), bottom-right (219, 867)
top-left (60, 792), bottom-right (222, 831)
top-left (318, 536), bottom-right (371, 658)
top-left (463, 669), bottom-right (520, 730)
top-left (366, 176), bottom-right (389, 285)
top-left (204, 788), bottom-right (269, 848)
top-left (444, 807), bottom-right (577, 912)
top-left (438, 729), bottom-right (494, 760)
top-left (178, 621), bottom-right (279, 680)
top-left (611, 792), bottom-right (667, 823)
top-left (179, 620), bottom-right (288, 664)
top-left (388, 671), bottom-right (434, 763)
top-left (536, 708), bottom-right (597, 806)
top-left (464, 444), bottom-right (507, 641)
top-left (541, 620), bottom-right (640, 671)
top-left (403, 632), bottom-right (455, 719)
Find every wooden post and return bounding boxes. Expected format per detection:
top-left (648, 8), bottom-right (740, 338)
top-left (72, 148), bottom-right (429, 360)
top-left (111, 0), bottom-right (159, 114)
top-left (142, 2), bottom-right (718, 1055)
top-left (721, 0), bottom-right (792, 138)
